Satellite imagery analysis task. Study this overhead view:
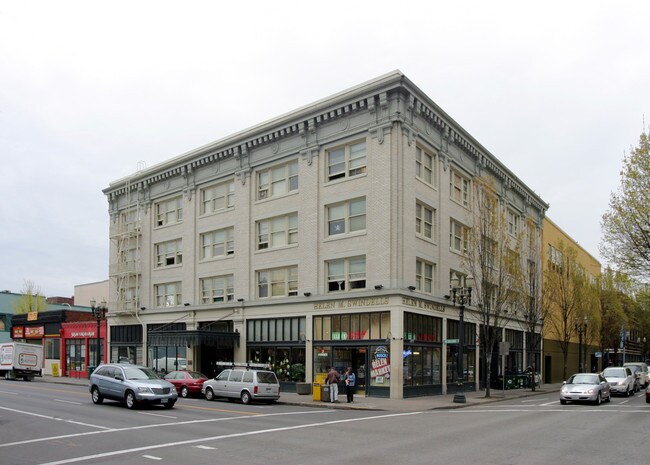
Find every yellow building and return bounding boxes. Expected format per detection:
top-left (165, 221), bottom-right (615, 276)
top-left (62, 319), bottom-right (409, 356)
top-left (542, 218), bottom-right (601, 383)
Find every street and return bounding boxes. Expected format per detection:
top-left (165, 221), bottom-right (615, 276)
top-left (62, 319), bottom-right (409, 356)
top-left (0, 379), bottom-right (647, 465)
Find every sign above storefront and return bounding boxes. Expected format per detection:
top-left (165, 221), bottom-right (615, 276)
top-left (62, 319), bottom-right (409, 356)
top-left (313, 297), bottom-right (389, 311)
top-left (401, 297), bottom-right (445, 313)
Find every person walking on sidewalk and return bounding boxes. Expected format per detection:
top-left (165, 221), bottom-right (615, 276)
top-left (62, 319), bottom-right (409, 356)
top-left (344, 367), bottom-right (356, 403)
top-left (326, 366), bottom-right (340, 402)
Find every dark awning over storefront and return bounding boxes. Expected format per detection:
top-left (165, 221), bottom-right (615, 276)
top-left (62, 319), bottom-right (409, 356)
top-left (148, 330), bottom-right (239, 348)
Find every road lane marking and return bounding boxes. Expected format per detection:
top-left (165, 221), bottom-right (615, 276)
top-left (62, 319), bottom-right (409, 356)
top-left (54, 399), bottom-right (83, 405)
top-left (138, 412), bottom-right (177, 419)
top-left (0, 410), bottom-right (333, 448)
top-left (194, 445), bottom-right (217, 450)
top-left (0, 405), bottom-right (112, 430)
top-left (38, 412), bottom-right (423, 465)
top-left (142, 455), bottom-right (162, 460)
top-left (0, 390), bottom-right (19, 395)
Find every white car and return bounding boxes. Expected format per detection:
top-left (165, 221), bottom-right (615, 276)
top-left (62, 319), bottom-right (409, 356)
top-left (202, 365), bottom-right (280, 404)
top-left (623, 362), bottom-right (649, 388)
top-left (602, 366), bottom-right (635, 396)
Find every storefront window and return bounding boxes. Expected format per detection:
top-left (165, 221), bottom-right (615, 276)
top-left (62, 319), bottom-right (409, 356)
top-left (314, 312), bottom-right (388, 341)
top-left (370, 345), bottom-right (390, 387)
top-left (150, 347), bottom-right (187, 374)
top-left (403, 346), bottom-right (441, 386)
top-left (249, 346), bottom-right (306, 382)
top-left (66, 339), bottom-right (86, 373)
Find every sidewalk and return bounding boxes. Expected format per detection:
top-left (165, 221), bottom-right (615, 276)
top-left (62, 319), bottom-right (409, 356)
top-left (37, 375), bottom-right (561, 412)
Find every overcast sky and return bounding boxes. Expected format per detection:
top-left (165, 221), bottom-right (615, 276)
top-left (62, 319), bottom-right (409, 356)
top-left (1, 1), bottom-right (648, 299)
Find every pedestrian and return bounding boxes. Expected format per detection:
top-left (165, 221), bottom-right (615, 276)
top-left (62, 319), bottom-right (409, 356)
top-left (344, 367), bottom-right (356, 403)
top-left (326, 366), bottom-right (340, 402)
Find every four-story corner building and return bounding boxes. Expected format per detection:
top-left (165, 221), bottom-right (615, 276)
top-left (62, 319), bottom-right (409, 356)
top-left (103, 71), bottom-right (548, 399)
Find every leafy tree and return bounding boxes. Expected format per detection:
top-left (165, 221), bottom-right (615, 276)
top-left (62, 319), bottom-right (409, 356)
top-left (12, 280), bottom-right (48, 314)
top-left (601, 130), bottom-right (650, 282)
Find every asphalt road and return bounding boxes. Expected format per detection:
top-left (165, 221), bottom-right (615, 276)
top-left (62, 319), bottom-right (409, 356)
top-left (0, 379), bottom-right (647, 465)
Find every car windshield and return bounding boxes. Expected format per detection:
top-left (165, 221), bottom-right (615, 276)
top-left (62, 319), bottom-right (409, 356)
top-left (603, 368), bottom-right (625, 378)
top-left (188, 371), bottom-right (207, 379)
top-left (124, 367), bottom-right (160, 380)
top-left (569, 374), bottom-right (599, 384)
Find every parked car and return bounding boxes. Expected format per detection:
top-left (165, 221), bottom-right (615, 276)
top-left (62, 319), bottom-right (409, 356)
top-left (623, 362), bottom-right (649, 388)
top-left (646, 384), bottom-right (650, 403)
top-left (625, 365), bottom-right (642, 392)
top-left (89, 363), bottom-right (178, 409)
top-left (560, 373), bottom-right (611, 405)
top-left (202, 364), bottom-right (280, 404)
top-left (164, 370), bottom-right (208, 397)
top-left (601, 366), bottom-right (635, 396)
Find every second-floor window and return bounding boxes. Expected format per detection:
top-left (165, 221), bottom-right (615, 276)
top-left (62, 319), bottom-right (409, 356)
top-left (327, 256), bottom-right (366, 292)
top-left (257, 266), bottom-right (298, 298)
top-left (155, 197), bottom-right (183, 227)
top-left (450, 220), bottom-right (469, 254)
top-left (155, 282), bottom-right (182, 307)
top-left (416, 259), bottom-right (434, 294)
top-left (200, 227), bottom-right (234, 259)
top-left (155, 239), bottom-right (183, 268)
top-left (327, 141), bottom-right (367, 181)
top-left (257, 160), bottom-right (298, 200)
top-left (200, 275), bottom-right (234, 303)
top-left (327, 197), bottom-right (366, 236)
top-left (416, 202), bottom-right (435, 240)
top-left (257, 213), bottom-right (298, 250)
top-left (201, 180), bottom-right (234, 215)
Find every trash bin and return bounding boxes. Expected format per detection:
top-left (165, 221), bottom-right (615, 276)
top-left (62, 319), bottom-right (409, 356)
top-left (313, 382), bottom-right (322, 401)
top-left (87, 366), bottom-right (96, 379)
top-left (321, 383), bottom-right (331, 402)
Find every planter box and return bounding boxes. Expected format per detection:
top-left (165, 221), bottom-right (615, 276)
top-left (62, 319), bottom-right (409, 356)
top-left (295, 382), bottom-right (311, 395)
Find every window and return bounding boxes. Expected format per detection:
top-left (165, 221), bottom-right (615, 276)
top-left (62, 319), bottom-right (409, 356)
top-left (119, 208), bottom-right (141, 233)
top-left (508, 209), bottom-right (520, 236)
top-left (155, 282), bottom-right (182, 307)
top-left (257, 266), bottom-right (298, 298)
top-left (416, 147), bottom-right (437, 187)
top-left (200, 227), bottom-right (234, 259)
top-left (327, 198), bottom-right (366, 236)
top-left (327, 141), bottom-right (367, 181)
top-left (327, 256), bottom-right (366, 292)
top-left (415, 202), bottom-right (435, 240)
top-left (450, 170), bottom-right (470, 207)
top-left (450, 220), bottom-right (469, 254)
top-left (416, 260), bottom-right (435, 294)
top-left (257, 160), bottom-right (298, 200)
top-left (201, 275), bottom-right (234, 303)
top-left (201, 180), bottom-right (234, 215)
top-left (257, 213), bottom-right (298, 250)
top-left (155, 197), bottom-right (183, 227)
top-left (154, 239), bottom-right (182, 268)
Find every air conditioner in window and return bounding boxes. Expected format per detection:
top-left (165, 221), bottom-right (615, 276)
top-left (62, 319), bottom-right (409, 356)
top-left (258, 189), bottom-right (268, 199)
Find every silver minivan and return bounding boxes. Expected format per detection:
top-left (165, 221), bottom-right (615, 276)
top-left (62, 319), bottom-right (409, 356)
top-left (202, 365), bottom-right (280, 404)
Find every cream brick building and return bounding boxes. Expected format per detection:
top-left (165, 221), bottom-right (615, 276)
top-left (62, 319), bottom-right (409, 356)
top-left (104, 71), bottom-right (548, 399)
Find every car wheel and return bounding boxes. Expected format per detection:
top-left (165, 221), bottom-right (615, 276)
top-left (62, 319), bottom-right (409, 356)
top-left (241, 391), bottom-right (252, 405)
top-left (164, 400), bottom-right (176, 409)
top-left (91, 386), bottom-right (104, 404)
top-left (606, 392), bottom-right (611, 402)
top-left (125, 391), bottom-right (137, 409)
top-left (628, 386), bottom-right (633, 397)
top-left (560, 399), bottom-right (567, 405)
top-left (180, 386), bottom-right (189, 398)
top-left (594, 393), bottom-right (601, 405)
top-left (205, 387), bottom-right (214, 401)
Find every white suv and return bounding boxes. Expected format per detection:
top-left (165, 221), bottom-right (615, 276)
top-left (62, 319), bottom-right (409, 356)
top-left (624, 362), bottom-right (650, 388)
top-left (202, 364), bottom-right (280, 404)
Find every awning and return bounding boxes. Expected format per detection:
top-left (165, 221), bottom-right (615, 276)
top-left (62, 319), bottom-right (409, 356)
top-left (148, 330), bottom-right (239, 348)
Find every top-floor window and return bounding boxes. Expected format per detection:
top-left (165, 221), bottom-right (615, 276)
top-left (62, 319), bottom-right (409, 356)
top-left (450, 169), bottom-right (470, 207)
top-left (155, 197), bottom-right (183, 227)
top-left (508, 209), bottom-right (520, 236)
top-left (416, 147), bottom-right (437, 187)
top-left (327, 141), bottom-right (366, 182)
top-left (201, 180), bottom-right (234, 215)
top-left (257, 160), bottom-right (298, 200)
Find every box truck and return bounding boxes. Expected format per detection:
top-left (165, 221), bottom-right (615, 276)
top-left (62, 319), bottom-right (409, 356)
top-left (0, 342), bottom-right (43, 381)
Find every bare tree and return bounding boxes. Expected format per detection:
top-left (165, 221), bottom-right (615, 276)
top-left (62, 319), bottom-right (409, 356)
top-left (463, 176), bottom-right (523, 398)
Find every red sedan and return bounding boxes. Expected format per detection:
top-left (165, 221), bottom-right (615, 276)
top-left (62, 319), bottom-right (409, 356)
top-left (164, 370), bottom-right (209, 398)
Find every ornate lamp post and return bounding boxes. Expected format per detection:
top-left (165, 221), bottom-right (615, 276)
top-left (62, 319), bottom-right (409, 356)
top-left (575, 316), bottom-right (588, 372)
top-left (90, 299), bottom-right (108, 369)
top-left (450, 274), bottom-right (474, 404)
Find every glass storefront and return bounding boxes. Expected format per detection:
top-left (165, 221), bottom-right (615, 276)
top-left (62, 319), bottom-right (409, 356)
top-left (446, 319), bottom-right (476, 385)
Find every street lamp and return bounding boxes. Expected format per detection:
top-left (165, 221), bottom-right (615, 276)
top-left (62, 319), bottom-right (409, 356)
top-left (575, 316), bottom-right (588, 372)
top-left (450, 273), bottom-right (474, 404)
top-left (90, 299), bottom-right (108, 369)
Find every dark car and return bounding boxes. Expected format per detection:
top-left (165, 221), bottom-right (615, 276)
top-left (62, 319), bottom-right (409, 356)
top-left (164, 370), bottom-right (208, 397)
top-left (89, 363), bottom-right (177, 409)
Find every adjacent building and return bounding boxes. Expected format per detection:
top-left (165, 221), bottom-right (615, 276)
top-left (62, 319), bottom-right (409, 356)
top-left (103, 71), bottom-right (548, 398)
